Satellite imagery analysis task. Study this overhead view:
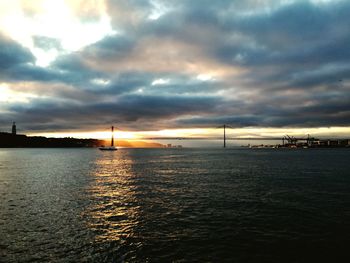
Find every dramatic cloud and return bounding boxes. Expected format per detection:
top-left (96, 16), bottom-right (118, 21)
top-left (0, 34), bottom-right (34, 72)
top-left (0, 0), bottom-right (349, 135)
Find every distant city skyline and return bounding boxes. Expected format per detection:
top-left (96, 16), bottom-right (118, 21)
top-left (0, 0), bottom-right (349, 140)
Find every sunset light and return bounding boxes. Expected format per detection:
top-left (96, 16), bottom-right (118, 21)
top-left (0, 0), bottom-right (114, 66)
top-left (0, 84), bottom-right (38, 103)
top-left (1, 1), bottom-right (350, 262)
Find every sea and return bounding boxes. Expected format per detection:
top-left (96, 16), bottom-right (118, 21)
top-left (0, 148), bottom-right (349, 262)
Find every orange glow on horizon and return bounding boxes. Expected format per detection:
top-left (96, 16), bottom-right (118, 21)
top-left (28, 126), bottom-right (350, 140)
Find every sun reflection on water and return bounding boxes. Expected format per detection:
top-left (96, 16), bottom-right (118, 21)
top-left (84, 151), bottom-right (140, 243)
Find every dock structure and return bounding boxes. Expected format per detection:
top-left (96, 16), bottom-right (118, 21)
top-left (277, 135), bottom-right (349, 148)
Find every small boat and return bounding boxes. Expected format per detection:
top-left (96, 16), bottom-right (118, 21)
top-left (99, 126), bottom-right (118, 151)
top-left (99, 146), bottom-right (117, 151)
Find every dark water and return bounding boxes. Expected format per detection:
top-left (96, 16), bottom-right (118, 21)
top-left (0, 148), bottom-right (350, 262)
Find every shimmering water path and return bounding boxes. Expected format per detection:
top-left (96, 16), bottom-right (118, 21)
top-left (1, 148), bottom-right (350, 262)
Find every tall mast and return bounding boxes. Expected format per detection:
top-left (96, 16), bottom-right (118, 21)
top-left (224, 124), bottom-right (226, 148)
top-left (111, 126), bottom-right (114, 147)
top-left (217, 124), bottom-right (232, 148)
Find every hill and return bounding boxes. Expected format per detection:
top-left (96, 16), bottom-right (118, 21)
top-left (0, 132), bottom-right (165, 148)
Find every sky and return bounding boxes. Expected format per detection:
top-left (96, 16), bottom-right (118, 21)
top-left (0, 0), bottom-right (349, 142)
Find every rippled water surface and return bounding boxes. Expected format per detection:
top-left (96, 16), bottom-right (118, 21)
top-left (1, 148), bottom-right (350, 262)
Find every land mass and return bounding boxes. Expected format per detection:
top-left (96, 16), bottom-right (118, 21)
top-left (0, 132), bottom-right (165, 148)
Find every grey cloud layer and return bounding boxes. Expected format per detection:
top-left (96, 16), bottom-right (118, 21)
top-left (1, 0), bottom-right (350, 131)
top-left (3, 94), bottom-right (222, 131)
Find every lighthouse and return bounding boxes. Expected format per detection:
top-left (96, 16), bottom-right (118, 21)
top-left (12, 122), bottom-right (16, 135)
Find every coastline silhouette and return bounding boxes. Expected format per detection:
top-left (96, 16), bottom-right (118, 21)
top-left (0, 123), bottom-right (165, 148)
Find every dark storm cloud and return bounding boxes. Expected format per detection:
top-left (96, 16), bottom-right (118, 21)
top-left (105, 0), bottom-right (350, 84)
top-left (51, 53), bottom-right (109, 87)
top-left (0, 34), bottom-right (80, 84)
top-left (0, 34), bottom-right (34, 70)
top-left (231, 1), bottom-right (350, 66)
top-left (83, 34), bottom-right (135, 60)
top-left (0, 33), bottom-right (108, 85)
top-left (177, 115), bottom-right (260, 127)
top-left (102, 72), bottom-right (152, 95)
top-left (4, 64), bottom-right (63, 82)
top-left (4, 94), bottom-right (223, 131)
top-left (177, 90), bottom-right (350, 128)
top-left (0, 35), bottom-right (66, 83)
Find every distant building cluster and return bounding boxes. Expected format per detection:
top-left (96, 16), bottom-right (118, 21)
top-left (281, 135), bottom-right (350, 148)
top-left (165, 144), bottom-right (183, 148)
top-left (248, 136), bottom-right (350, 149)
